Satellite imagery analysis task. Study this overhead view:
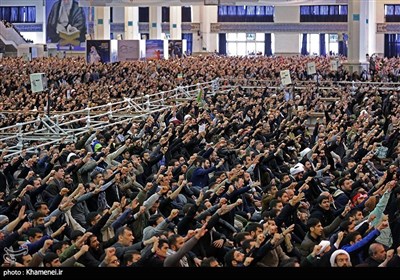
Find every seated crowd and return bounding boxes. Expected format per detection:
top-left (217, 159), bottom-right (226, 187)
top-left (0, 55), bottom-right (399, 267)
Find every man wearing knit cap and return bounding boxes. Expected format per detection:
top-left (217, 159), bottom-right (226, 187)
top-left (330, 249), bottom-right (352, 267)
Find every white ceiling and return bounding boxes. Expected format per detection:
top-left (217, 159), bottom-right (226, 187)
top-left (78, 0), bottom-right (348, 7)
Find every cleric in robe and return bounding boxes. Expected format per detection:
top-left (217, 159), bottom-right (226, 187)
top-left (47, 0), bottom-right (87, 44)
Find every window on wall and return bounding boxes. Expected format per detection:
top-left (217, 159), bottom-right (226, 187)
top-left (384, 34), bottom-right (400, 57)
top-left (182, 6), bottom-right (192, 22)
top-left (300, 5), bottom-right (347, 22)
top-left (0, 6), bottom-right (36, 23)
top-left (226, 33), bottom-right (268, 56)
top-left (162, 7), bottom-right (170, 22)
top-left (218, 6), bottom-right (274, 22)
top-left (307, 34), bottom-right (320, 55)
top-left (141, 33), bottom-right (149, 40)
top-left (328, 34), bottom-right (339, 55)
top-left (139, 7), bottom-right (149, 22)
top-left (300, 33), bottom-right (339, 56)
top-left (182, 33), bottom-right (192, 55)
top-left (385, 5), bottom-right (400, 22)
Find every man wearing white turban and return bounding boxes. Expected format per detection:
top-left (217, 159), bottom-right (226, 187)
top-left (330, 249), bottom-right (352, 267)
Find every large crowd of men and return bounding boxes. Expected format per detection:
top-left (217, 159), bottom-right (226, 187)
top-left (0, 54), bottom-right (399, 268)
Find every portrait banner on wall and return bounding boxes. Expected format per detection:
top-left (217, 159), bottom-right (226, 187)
top-left (146, 40), bottom-right (164, 60)
top-left (168, 40), bottom-right (183, 59)
top-left (86, 40), bottom-right (111, 64)
top-left (118, 40), bottom-right (140, 61)
top-left (46, 0), bottom-right (92, 51)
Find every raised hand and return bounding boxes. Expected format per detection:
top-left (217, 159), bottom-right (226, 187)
top-left (194, 223), bottom-right (208, 239)
top-left (18, 205), bottom-right (27, 221)
top-left (282, 224), bottom-right (295, 236)
top-left (168, 209), bottom-right (179, 220)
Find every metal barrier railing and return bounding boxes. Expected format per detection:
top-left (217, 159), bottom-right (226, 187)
top-left (0, 79), bottom-right (219, 159)
top-left (219, 78), bottom-right (400, 91)
top-left (1, 77), bottom-right (398, 159)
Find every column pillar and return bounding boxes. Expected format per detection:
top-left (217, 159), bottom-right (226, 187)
top-left (374, 0), bottom-right (385, 55)
top-left (199, 5), bottom-right (218, 53)
top-left (367, 0), bottom-right (377, 56)
top-left (94, 7), bottom-right (110, 39)
top-left (192, 5), bottom-right (202, 53)
top-left (343, 0), bottom-right (369, 73)
top-left (170, 6), bottom-right (182, 39)
top-left (274, 6), bottom-right (300, 56)
top-left (149, 6), bottom-right (162, 39)
top-left (124, 7), bottom-right (139, 39)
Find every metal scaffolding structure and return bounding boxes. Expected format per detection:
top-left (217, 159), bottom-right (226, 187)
top-left (0, 79), bottom-right (221, 159)
top-left (1, 77), bottom-right (398, 160)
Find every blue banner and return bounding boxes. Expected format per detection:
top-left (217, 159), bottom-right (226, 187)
top-left (146, 40), bottom-right (164, 60)
top-left (14, 24), bottom-right (43, 32)
top-left (86, 40), bottom-right (111, 63)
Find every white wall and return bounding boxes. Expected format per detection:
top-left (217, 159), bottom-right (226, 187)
top-left (275, 33), bottom-right (300, 55)
top-left (20, 32), bottom-right (43, 44)
top-left (191, 5), bottom-right (202, 53)
top-left (275, 5), bottom-right (299, 23)
top-left (274, 6), bottom-right (300, 55)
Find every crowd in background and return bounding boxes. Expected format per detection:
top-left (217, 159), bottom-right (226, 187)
top-left (0, 55), bottom-right (399, 267)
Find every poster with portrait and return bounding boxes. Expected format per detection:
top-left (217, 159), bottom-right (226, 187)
top-left (330, 59), bottom-right (339, 71)
top-left (118, 40), bottom-right (140, 61)
top-left (46, 0), bottom-right (93, 51)
top-left (168, 40), bottom-right (183, 59)
top-left (145, 40), bottom-right (164, 60)
top-left (30, 73), bottom-right (47, 93)
top-left (280, 70), bottom-right (292, 85)
top-left (86, 40), bottom-right (111, 64)
top-left (306, 62), bottom-right (316, 75)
